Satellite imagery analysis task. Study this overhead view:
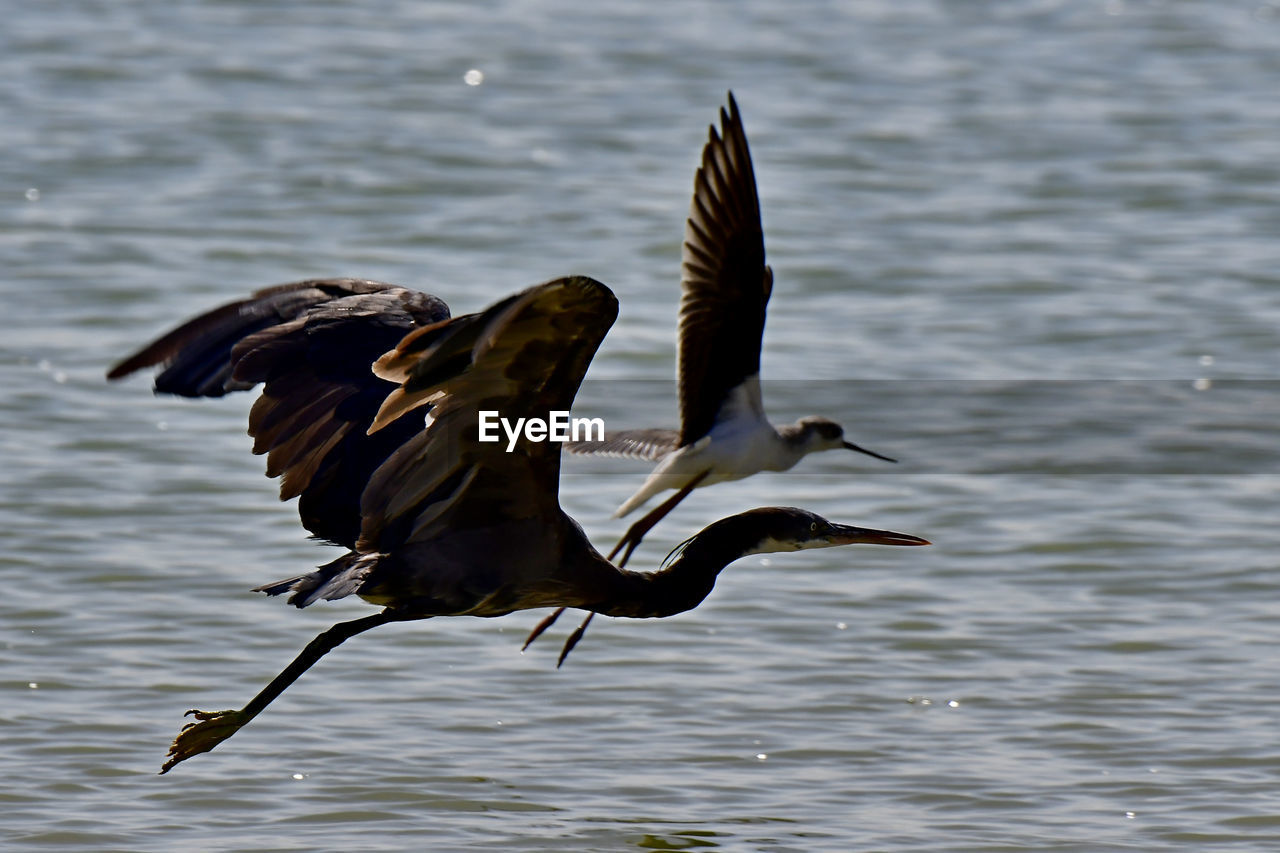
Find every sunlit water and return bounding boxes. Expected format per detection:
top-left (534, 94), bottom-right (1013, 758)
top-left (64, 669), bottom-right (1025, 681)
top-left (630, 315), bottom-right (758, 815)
top-left (4, 1), bottom-right (1280, 850)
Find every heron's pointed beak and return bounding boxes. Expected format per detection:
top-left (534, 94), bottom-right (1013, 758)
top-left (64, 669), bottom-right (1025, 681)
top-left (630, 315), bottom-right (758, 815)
top-left (826, 523), bottom-right (930, 547)
top-left (842, 440), bottom-right (897, 464)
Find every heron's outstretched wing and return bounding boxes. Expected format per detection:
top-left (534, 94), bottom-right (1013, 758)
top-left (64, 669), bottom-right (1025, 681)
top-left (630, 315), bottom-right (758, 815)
top-left (564, 427), bottom-right (680, 461)
top-left (107, 279), bottom-right (450, 546)
top-left (355, 276), bottom-right (617, 553)
top-left (677, 92), bottom-right (773, 447)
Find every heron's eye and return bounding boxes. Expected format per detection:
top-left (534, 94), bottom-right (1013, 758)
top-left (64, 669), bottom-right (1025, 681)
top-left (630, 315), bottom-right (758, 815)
top-left (809, 521), bottom-right (819, 533)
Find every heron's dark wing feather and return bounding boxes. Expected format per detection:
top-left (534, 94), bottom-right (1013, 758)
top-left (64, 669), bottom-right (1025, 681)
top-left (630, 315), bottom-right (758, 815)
top-left (108, 279), bottom-right (450, 546)
top-left (565, 427), bottom-right (680, 461)
top-left (357, 276), bottom-right (617, 553)
top-left (107, 281), bottom-right (360, 396)
top-left (677, 93), bottom-right (773, 447)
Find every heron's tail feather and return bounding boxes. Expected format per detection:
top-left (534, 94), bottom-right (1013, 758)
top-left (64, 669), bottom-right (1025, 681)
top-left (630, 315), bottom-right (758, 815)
top-left (254, 552), bottom-right (377, 608)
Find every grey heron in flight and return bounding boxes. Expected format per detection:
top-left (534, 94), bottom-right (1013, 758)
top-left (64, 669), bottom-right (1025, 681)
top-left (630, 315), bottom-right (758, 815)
top-left (528, 94), bottom-right (897, 658)
top-left (109, 276), bottom-right (927, 773)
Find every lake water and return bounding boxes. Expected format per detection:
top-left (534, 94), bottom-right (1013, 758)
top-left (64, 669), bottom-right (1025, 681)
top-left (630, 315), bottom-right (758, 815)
top-left (4, 1), bottom-right (1280, 850)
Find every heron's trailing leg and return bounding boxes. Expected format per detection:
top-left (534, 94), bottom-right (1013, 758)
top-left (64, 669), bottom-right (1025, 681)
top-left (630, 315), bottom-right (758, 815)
top-left (160, 609), bottom-right (411, 774)
top-left (525, 471), bottom-right (714, 665)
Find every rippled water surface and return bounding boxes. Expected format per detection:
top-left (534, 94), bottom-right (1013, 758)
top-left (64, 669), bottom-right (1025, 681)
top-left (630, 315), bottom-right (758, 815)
top-left (5, 1), bottom-right (1280, 850)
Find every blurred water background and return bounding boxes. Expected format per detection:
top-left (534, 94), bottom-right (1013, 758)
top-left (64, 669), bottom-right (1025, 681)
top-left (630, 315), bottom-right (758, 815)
top-left (4, 1), bottom-right (1280, 850)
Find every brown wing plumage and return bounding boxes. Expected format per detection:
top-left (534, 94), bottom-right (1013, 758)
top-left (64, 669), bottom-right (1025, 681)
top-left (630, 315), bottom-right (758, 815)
top-left (107, 279), bottom-right (450, 546)
top-left (676, 93), bottom-right (773, 447)
top-left (355, 276), bottom-right (618, 554)
top-left (106, 280), bottom-right (391, 396)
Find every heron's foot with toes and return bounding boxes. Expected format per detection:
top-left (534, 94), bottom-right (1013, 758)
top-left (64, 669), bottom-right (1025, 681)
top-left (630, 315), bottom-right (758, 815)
top-left (161, 709), bottom-right (249, 774)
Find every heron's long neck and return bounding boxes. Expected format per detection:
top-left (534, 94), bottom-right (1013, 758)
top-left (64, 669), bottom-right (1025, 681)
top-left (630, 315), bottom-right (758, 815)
top-left (588, 522), bottom-right (753, 619)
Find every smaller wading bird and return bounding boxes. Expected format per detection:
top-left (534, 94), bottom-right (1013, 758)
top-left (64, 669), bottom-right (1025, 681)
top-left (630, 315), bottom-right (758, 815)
top-left (109, 276), bottom-right (928, 773)
top-left (526, 94), bottom-right (898, 660)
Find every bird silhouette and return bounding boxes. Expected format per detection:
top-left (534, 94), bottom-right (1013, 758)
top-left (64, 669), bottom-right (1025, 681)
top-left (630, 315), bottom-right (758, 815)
top-left (529, 94), bottom-right (898, 658)
top-left (110, 276), bottom-right (927, 774)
